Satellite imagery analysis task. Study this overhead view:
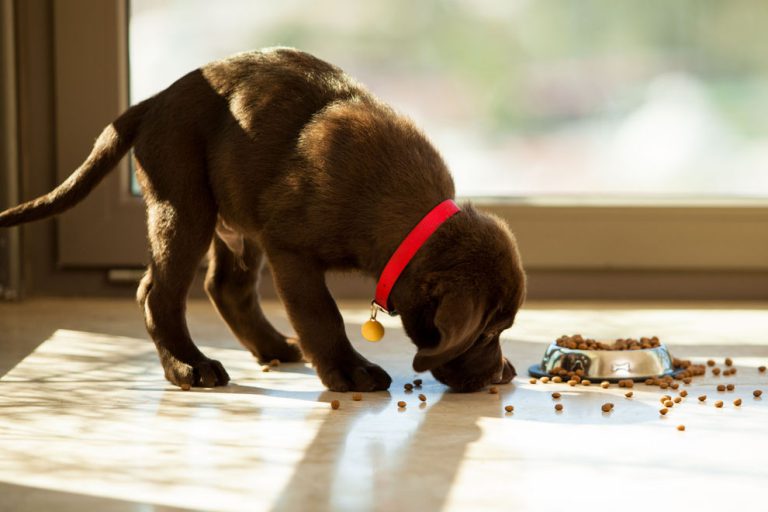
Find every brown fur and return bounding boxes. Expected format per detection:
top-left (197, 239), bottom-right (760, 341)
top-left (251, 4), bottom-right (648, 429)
top-left (0, 48), bottom-right (526, 392)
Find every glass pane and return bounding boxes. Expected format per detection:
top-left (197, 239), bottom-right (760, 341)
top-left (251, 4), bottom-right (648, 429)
top-left (129, 0), bottom-right (768, 199)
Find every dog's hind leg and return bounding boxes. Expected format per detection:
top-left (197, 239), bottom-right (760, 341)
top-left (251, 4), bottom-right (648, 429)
top-left (135, 163), bottom-right (230, 388)
top-left (204, 230), bottom-right (303, 363)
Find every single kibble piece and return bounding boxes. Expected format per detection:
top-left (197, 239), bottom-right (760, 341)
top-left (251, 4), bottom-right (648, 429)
top-left (352, 393), bottom-right (362, 401)
top-left (552, 392), bottom-right (562, 399)
top-left (601, 381), bottom-right (610, 389)
top-left (413, 378), bottom-right (423, 386)
top-left (673, 397), bottom-right (682, 404)
top-left (725, 357), bottom-right (733, 367)
top-left (660, 395), bottom-right (672, 403)
top-left (712, 368), bottom-right (721, 376)
top-left (261, 365), bottom-right (271, 372)
top-left (397, 401), bottom-right (407, 408)
top-left (659, 382), bottom-right (669, 389)
top-left (707, 359), bottom-right (716, 367)
top-left (754, 389), bottom-right (763, 398)
top-left (670, 383), bottom-right (679, 390)
top-left (504, 405), bottom-right (514, 413)
top-left (714, 400), bottom-right (724, 408)
top-left (726, 384), bottom-right (735, 391)
top-left (734, 398), bottom-right (742, 406)
top-left (331, 400), bottom-right (340, 410)
top-left (418, 393), bottom-right (427, 402)
top-left (677, 425), bottom-right (686, 431)
top-left (680, 390), bottom-right (688, 397)
top-left (554, 404), bottom-right (564, 411)
top-left (683, 377), bottom-right (692, 384)
top-left (568, 380), bottom-right (577, 387)
top-left (540, 377), bottom-right (550, 384)
top-left (625, 391), bottom-right (633, 398)
top-left (529, 378), bottom-right (537, 384)
top-left (759, 366), bottom-right (767, 373)
top-left (180, 383), bottom-right (191, 391)
top-left (698, 395), bottom-right (707, 402)
top-left (552, 376), bottom-right (563, 383)
top-left (601, 403), bottom-right (614, 412)
top-left (404, 383), bottom-right (414, 391)
top-left (659, 408), bottom-right (669, 415)
top-left (582, 379), bottom-right (592, 386)
top-left (269, 359), bottom-right (280, 367)
top-left (717, 384), bottom-right (726, 392)
top-left (664, 400), bottom-right (674, 407)
top-left (489, 386), bottom-right (499, 394)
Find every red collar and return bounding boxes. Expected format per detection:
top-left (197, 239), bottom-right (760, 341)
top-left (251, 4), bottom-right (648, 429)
top-left (374, 199), bottom-right (460, 313)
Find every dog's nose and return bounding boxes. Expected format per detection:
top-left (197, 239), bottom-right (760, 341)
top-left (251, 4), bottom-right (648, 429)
top-left (491, 357), bottom-right (516, 384)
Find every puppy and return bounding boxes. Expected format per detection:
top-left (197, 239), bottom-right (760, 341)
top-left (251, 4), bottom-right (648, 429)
top-left (0, 48), bottom-right (526, 392)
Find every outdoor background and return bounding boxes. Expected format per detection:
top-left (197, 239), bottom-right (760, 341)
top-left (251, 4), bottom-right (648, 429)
top-left (129, 0), bottom-right (768, 199)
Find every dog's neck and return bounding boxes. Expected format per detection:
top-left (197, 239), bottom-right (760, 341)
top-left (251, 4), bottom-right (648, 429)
top-left (370, 200), bottom-right (460, 314)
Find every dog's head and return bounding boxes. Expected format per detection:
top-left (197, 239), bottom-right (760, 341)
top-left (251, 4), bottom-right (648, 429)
top-left (395, 205), bottom-right (526, 392)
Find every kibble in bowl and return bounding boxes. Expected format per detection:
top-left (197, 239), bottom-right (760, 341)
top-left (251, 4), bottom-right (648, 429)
top-left (529, 335), bottom-right (699, 383)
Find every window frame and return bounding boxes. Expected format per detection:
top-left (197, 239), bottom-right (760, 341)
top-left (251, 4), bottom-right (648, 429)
top-left (45, 0), bottom-right (768, 299)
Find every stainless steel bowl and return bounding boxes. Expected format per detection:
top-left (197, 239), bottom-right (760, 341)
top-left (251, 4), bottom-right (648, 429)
top-left (528, 342), bottom-right (680, 382)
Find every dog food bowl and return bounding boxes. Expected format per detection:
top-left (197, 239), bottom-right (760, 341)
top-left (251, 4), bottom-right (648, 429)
top-left (528, 342), bottom-right (680, 382)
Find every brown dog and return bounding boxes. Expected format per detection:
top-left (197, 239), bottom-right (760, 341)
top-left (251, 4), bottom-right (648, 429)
top-left (0, 48), bottom-right (525, 392)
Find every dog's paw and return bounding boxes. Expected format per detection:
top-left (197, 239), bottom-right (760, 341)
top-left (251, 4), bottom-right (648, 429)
top-left (316, 356), bottom-right (392, 392)
top-left (161, 355), bottom-right (230, 388)
top-left (256, 336), bottom-right (304, 364)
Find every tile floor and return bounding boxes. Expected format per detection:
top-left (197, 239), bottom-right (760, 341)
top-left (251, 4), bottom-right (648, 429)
top-left (0, 299), bottom-right (767, 512)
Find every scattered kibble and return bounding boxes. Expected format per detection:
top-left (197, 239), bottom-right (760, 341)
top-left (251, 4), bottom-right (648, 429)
top-left (673, 397), bottom-right (682, 404)
top-left (180, 383), bottom-right (191, 391)
top-left (698, 395), bottom-right (707, 402)
top-left (717, 384), bottom-right (726, 392)
top-left (679, 390), bottom-right (688, 397)
top-left (552, 376), bottom-right (563, 383)
top-left (725, 357), bottom-right (733, 367)
top-left (726, 384), bottom-right (735, 391)
top-left (352, 393), bottom-right (362, 401)
top-left (261, 365), bottom-right (271, 372)
top-left (540, 377), bottom-right (550, 384)
top-left (759, 366), bottom-right (766, 373)
top-left (714, 400), bottom-right (724, 408)
top-left (712, 368), bottom-right (721, 376)
top-left (331, 400), bottom-right (340, 410)
top-left (659, 382), bottom-right (669, 390)
top-left (677, 425), bottom-right (686, 431)
top-left (754, 390), bottom-right (763, 398)
top-left (504, 405), bottom-right (514, 413)
top-left (659, 408), bottom-right (669, 415)
top-left (404, 383), bottom-right (414, 391)
top-left (397, 401), bottom-right (406, 408)
top-left (551, 392), bottom-right (562, 399)
top-left (529, 378), bottom-right (537, 384)
top-left (707, 359), bottom-right (716, 367)
top-left (269, 359), bottom-right (280, 367)
top-left (489, 386), bottom-right (499, 394)
top-left (581, 379), bottom-right (592, 386)
top-left (567, 380), bottom-right (577, 387)
top-left (601, 403), bottom-right (614, 412)
top-left (670, 383), bottom-right (679, 390)
top-left (413, 379), bottom-right (423, 386)
top-left (625, 391), bottom-right (634, 398)
top-left (418, 394), bottom-right (427, 402)
top-left (734, 398), bottom-right (742, 406)
top-left (600, 381), bottom-right (610, 389)
top-left (554, 404), bottom-right (564, 411)
top-left (664, 400), bottom-right (674, 408)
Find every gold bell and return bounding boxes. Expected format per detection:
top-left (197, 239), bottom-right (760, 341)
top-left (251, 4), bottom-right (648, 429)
top-left (362, 302), bottom-right (385, 342)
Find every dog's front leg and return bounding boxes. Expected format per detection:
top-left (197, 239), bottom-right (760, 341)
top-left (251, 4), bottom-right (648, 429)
top-left (267, 251), bottom-right (392, 392)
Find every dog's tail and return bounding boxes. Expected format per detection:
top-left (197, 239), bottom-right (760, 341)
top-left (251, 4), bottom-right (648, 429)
top-left (0, 98), bottom-right (153, 227)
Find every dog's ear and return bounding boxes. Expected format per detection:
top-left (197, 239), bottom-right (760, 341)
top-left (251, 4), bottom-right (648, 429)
top-left (412, 292), bottom-right (486, 372)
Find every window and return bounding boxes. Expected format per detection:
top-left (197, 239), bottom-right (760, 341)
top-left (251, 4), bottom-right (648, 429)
top-left (130, 0), bottom-right (768, 199)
